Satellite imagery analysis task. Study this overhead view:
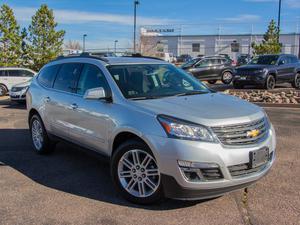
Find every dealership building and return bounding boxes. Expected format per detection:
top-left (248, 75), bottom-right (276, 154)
top-left (140, 28), bottom-right (300, 59)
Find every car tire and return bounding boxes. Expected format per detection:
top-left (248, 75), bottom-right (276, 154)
top-left (111, 139), bottom-right (163, 204)
top-left (233, 82), bottom-right (244, 89)
top-left (29, 114), bottom-right (55, 154)
top-left (0, 84), bottom-right (7, 97)
top-left (265, 75), bottom-right (276, 90)
top-left (207, 80), bottom-right (217, 84)
top-left (291, 73), bottom-right (300, 89)
top-left (221, 71), bottom-right (233, 84)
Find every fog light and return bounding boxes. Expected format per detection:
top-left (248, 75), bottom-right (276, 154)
top-left (178, 160), bottom-right (223, 182)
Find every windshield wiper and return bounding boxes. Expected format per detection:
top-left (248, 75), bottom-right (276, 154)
top-left (129, 96), bottom-right (161, 100)
top-left (175, 90), bottom-right (209, 97)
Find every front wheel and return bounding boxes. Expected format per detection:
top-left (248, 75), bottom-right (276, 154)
top-left (265, 75), bottom-right (276, 90)
top-left (291, 73), bottom-right (300, 89)
top-left (221, 71), bottom-right (233, 84)
top-left (111, 139), bottom-right (163, 204)
top-left (0, 84), bottom-right (7, 97)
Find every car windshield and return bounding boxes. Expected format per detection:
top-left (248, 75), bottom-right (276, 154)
top-left (249, 55), bottom-right (279, 65)
top-left (181, 58), bottom-right (200, 68)
top-left (107, 64), bottom-right (210, 100)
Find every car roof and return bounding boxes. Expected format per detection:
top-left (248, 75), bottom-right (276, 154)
top-left (52, 54), bottom-right (167, 66)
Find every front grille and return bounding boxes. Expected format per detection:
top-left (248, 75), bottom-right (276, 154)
top-left (228, 152), bottom-right (273, 178)
top-left (236, 70), bottom-right (257, 76)
top-left (211, 117), bottom-right (269, 146)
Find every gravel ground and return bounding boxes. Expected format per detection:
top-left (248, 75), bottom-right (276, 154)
top-left (0, 97), bottom-right (299, 225)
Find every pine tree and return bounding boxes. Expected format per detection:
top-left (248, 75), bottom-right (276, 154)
top-left (252, 20), bottom-right (282, 55)
top-left (28, 4), bottom-right (65, 71)
top-left (0, 4), bottom-right (23, 67)
top-left (20, 28), bottom-right (31, 67)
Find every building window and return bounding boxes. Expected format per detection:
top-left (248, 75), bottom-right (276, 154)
top-left (192, 43), bottom-right (200, 52)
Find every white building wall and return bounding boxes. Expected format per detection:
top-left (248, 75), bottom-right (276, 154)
top-left (141, 33), bottom-right (300, 59)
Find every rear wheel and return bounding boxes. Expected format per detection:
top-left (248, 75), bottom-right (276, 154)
top-left (221, 71), bottom-right (233, 84)
top-left (0, 84), bottom-right (7, 96)
top-left (291, 73), bottom-right (300, 89)
top-left (111, 139), bottom-right (163, 204)
top-left (265, 75), bottom-right (276, 90)
top-left (29, 114), bottom-right (55, 154)
top-left (207, 80), bottom-right (217, 84)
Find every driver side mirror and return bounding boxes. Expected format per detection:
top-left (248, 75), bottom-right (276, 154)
top-left (84, 87), bottom-right (111, 101)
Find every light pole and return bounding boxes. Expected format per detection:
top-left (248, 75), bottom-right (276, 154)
top-left (83, 34), bottom-right (87, 52)
top-left (114, 40), bottom-right (118, 54)
top-left (133, 0), bottom-right (139, 53)
top-left (277, 0), bottom-right (282, 33)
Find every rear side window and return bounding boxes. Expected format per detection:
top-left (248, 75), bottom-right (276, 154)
top-left (290, 56), bottom-right (299, 63)
top-left (0, 70), bottom-right (6, 76)
top-left (77, 64), bottom-right (110, 95)
top-left (38, 65), bottom-right (60, 88)
top-left (53, 63), bottom-right (82, 93)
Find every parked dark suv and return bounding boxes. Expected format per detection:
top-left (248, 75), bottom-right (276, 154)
top-left (181, 56), bottom-right (235, 84)
top-left (233, 54), bottom-right (300, 89)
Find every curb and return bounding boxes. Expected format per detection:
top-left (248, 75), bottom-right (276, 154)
top-left (254, 102), bottom-right (300, 108)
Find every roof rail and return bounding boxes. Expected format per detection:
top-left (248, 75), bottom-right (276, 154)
top-left (122, 53), bottom-right (164, 61)
top-left (53, 52), bottom-right (109, 63)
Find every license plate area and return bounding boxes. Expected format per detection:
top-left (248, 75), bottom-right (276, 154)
top-left (249, 148), bottom-right (269, 168)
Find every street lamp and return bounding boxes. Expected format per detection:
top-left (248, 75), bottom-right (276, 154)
top-left (277, 0), bottom-right (282, 33)
top-left (83, 34), bottom-right (87, 52)
top-left (133, 0), bottom-right (139, 53)
top-left (114, 40), bottom-right (118, 54)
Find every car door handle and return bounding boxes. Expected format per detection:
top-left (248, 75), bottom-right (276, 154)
top-left (69, 103), bottom-right (78, 110)
top-left (44, 97), bottom-right (51, 103)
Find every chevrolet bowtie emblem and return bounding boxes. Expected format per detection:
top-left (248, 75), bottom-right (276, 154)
top-left (247, 129), bottom-right (260, 138)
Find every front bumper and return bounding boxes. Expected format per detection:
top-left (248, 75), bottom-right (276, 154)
top-left (9, 91), bottom-right (27, 101)
top-left (145, 125), bottom-right (276, 200)
top-left (234, 73), bottom-right (266, 86)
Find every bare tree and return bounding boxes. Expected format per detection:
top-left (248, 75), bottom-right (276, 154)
top-left (64, 40), bottom-right (82, 50)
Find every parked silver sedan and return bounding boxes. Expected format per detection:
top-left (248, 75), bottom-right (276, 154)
top-left (26, 54), bottom-right (276, 204)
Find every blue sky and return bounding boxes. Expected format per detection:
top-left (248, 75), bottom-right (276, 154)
top-left (1, 0), bottom-right (299, 50)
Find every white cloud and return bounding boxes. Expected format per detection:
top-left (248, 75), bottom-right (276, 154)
top-left (13, 7), bottom-right (177, 26)
top-left (217, 14), bottom-right (261, 22)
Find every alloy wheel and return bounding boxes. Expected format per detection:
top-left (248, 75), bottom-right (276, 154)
top-left (117, 149), bottom-right (160, 198)
top-left (222, 72), bottom-right (233, 84)
top-left (295, 74), bottom-right (300, 88)
top-left (267, 76), bottom-right (275, 89)
top-left (31, 119), bottom-right (44, 150)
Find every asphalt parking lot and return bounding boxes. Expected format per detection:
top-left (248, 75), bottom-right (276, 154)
top-left (0, 96), bottom-right (299, 225)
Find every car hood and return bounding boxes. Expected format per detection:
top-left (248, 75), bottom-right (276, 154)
top-left (130, 93), bottom-right (264, 127)
top-left (12, 80), bottom-right (31, 88)
top-left (236, 64), bottom-right (274, 70)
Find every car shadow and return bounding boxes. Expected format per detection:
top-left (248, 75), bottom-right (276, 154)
top-left (0, 128), bottom-right (215, 210)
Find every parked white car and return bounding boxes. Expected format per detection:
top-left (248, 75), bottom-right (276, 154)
top-left (10, 79), bottom-right (32, 102)
top-left (0, 67), bottom-right (36, 96)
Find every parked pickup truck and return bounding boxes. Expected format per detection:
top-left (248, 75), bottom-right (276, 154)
top-left (233, 54), bottom-right (300, 89)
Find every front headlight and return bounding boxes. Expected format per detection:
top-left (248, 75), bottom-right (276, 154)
top-left (21, 86), bottom-right (29, 93)
top-left (157, 115), bottom-right (216, 142)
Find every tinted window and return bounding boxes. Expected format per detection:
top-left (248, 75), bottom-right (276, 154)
top-left (249, 55), bottom-right (279, 65)
top-left (0, 70), bottom-right (6, 77)
top-left (38, 65), bottom-right (60, 88)
top-left (196, 59), bottom-right (210, 67)
top-left (289, 56), bottom-right (298, 63)
top-left (53, 63), bottom-right (82, 93)
top-left (77, 64), bottom-right (110, 95)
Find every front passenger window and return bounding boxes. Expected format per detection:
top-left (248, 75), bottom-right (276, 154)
top-left (77, 64), bottom-right (110, 95)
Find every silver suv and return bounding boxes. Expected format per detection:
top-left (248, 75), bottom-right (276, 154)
top-left (27, 54), bottom-right (276, 204)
